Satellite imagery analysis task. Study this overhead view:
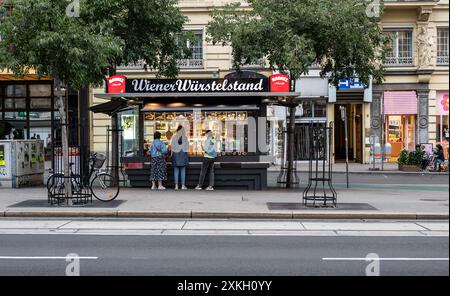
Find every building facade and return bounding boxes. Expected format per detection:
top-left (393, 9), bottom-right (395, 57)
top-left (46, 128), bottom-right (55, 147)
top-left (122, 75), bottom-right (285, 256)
top-left (372, 0), bottom-right (449, 161)
top-left (90, 0), bottom-right (450, 166)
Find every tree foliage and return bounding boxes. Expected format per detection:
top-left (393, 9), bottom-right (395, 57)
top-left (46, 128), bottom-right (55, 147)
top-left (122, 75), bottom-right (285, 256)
top-left (207, 0), bottom-right (389, 86)
top-left (0, 0), bottom-right (189, 88)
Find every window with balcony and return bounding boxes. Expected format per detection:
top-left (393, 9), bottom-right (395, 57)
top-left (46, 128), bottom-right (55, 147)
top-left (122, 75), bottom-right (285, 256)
top-left (385, 30), bottom-right (414, 66)
top-left (178, 30), bottom-right (204, 69)
top-left (437, 28), bottom-right (449, 65)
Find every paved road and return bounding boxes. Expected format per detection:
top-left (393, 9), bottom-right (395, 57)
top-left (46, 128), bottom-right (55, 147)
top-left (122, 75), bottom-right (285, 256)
top-left (0, 233), bottom-right (447, 276)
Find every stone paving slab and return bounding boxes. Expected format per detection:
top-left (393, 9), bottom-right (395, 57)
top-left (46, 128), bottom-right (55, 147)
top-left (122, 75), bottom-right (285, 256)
top-left (0, 220), bottom-right (69, 229)
top-left (301, 222), bottom-right (427, 231)
top-left (416, 222), bottom-right (450, 231)
top-left (59, 221), bottom-right (185, 230)
top-left (183, 220), bottom-right (304, 230)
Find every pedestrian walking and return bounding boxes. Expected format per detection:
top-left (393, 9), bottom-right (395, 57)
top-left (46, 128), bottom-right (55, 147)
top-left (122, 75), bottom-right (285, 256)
top-left (171, 125), bottom-right (189, 190)
top-left (150, 132), bottom-right (168, 190)
top-left (195, 130), bottom-right (217, 191)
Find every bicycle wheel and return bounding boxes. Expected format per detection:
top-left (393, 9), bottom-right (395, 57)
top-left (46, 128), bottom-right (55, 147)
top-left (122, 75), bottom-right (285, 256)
top-left (90, 173), bottom-right (120, 202)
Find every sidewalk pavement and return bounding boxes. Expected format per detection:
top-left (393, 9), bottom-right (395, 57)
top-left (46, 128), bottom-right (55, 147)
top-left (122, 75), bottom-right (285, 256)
top-left (269, 162), bottom-right (449, 175)
top-left (0, 185), bottom-right (448, 220)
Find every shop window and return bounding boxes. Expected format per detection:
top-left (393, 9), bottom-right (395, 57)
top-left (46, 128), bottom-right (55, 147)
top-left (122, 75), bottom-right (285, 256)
top-left (31, 98), bottom-right (52, 109)
top-left (178, 30), bottom-right (204, 69)
top-left (385, 30), bottom-right (413, 66)
top-left (296, 101), bottom-right (327, 119)
top-left (6, 85), bottom-right (26, 97)
top-left (30, 84), bottom-right (52, 97)
top-left (437, 28), bottom-right (449, 65)
top-left (143, 111), bottom-right (256, 157)
top-left (29, 112), bottom-right (52, 146)
top-left (4, 112), bottom-right (27, 120)
top-left (314, 102), bottom-right (327, 118)
top-left (436, 115), bottom-right (449, 144)
top-left (120, 109), bottom-right (140, 157)
top-left (386, 115), bottom-right (416, 156)
top-left (5, 98), bottom-right (26, 109)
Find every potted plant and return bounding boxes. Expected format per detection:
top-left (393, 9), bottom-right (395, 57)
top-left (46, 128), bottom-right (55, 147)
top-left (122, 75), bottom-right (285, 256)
top-left (398, 149), bottom-right (424, 172)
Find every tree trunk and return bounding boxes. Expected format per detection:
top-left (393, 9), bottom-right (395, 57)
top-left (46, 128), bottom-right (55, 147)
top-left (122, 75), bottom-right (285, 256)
top-left (54, 76), bottom-right (72, 205)
top-left (286, 105), bottom-right (297, 189)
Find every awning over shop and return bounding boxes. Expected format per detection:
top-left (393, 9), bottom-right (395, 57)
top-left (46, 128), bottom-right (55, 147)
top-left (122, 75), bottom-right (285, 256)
top-left (89, 99), bottom-right (128, 115)
top-left (383, 91), bottom-right (418, 115)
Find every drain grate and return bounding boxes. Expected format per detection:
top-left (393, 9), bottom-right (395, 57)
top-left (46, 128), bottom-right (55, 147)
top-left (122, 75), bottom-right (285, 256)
top-left (8, 199), bottom-right (125, 209)
top-left (267, 203), bottom-right (378, 211)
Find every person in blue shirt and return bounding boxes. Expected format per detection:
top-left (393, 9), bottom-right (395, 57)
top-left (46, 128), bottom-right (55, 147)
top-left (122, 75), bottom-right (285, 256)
top-left (150, 132), bottom-right (168, 190)
top-left (195, 130), bottom-right (217, 191)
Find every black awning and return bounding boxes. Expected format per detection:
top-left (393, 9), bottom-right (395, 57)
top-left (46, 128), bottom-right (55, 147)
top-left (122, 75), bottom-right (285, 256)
top-left (89, 99), bottom-right (128, 115)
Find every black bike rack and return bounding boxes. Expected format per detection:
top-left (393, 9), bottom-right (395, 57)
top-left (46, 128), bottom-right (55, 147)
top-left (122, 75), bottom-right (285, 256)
top-left (47, 174), bottom-right (92, 206)
top-left (303, 121), bottom-right (338, 207)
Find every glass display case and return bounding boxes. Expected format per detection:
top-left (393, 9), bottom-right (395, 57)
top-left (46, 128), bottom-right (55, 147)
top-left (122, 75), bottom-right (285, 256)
top-left (143, 110), bottom-right (256, 157)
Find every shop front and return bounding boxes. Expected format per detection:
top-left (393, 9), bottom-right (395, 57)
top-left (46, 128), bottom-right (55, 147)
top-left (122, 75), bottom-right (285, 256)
top-left (330, 78), bottom-right (372, 164)
top-left (0, 79), bottom-right (56, 163)
top-left (95, 73), bottom-right (299, 190)
top-left (383, 91), bottom-right (419, 161)
top-left (436, 91), bottom-right (449, 157)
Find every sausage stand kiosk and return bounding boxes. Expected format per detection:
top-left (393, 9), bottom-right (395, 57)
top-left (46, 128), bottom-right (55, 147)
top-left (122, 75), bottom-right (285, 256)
top-left (93, 73), bottom-right (300, 190)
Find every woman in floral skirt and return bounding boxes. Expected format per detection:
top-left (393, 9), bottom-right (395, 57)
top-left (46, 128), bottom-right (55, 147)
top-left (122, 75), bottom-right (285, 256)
top-left (150, 132), bottom-right (168, 190)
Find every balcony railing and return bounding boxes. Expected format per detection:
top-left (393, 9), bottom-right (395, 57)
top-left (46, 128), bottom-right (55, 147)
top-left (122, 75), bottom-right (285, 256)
top-left (177, 58), bottom-right (204, 69)
top-left (117, 60), bottom-right (146, 70)
top-left (384, 56), bottom-right (414, 66)
top-left (437, 55), bottom-right (449, 65)
top-left (118, 59), bottom-right (205, 70)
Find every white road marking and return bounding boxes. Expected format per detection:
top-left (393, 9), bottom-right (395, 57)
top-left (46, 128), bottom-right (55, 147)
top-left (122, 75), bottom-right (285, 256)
top-left (0, 256), bottom-right (98, 260)
top-left (323, 258), bottom-right (449, 261)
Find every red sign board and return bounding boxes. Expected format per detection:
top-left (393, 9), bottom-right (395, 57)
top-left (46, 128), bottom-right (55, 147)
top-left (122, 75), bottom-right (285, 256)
top-left (108, 75), bottom-right (126, 94)
top-left (270, 74), bottom-right (290, 93)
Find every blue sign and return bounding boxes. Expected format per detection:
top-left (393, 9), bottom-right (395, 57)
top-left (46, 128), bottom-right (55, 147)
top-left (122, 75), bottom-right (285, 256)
top-left (339, 78), bottom-right (365, 89)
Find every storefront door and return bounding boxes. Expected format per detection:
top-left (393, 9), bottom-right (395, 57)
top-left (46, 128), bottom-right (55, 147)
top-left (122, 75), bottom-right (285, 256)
top-left (385, 115), bottom-right (416, 157)
top-left (334, 104), bottom-right (363, 163)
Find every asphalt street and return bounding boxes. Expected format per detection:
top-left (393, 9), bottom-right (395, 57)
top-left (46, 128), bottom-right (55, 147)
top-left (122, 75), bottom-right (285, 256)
top-left (0, 234), bottom-right (448, 276)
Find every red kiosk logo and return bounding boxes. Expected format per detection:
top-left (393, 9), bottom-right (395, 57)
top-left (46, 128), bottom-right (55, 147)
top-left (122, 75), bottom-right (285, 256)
top-left (108, 75), bottom-right (126, 94)
top-left (270, 74), bottom-right (290, 92)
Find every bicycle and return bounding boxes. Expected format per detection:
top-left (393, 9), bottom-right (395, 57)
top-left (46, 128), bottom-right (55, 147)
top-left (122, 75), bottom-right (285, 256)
top-left (47, 153), bottom-right (120, 202)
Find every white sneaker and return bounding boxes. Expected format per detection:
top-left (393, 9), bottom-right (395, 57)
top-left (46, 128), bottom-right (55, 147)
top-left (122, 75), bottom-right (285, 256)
top-left (195, 186), bottom-right (202, 190)
top-left (206, 186), bottom-right (214, 191)
top-left (181, 186), bottom-right (188, 190)
top-left (158, 186), bottom-right (166, 190)
top-left (175, 185), bottom-right (179, 191)
top-left (151, 185), bottom-right (157, 190)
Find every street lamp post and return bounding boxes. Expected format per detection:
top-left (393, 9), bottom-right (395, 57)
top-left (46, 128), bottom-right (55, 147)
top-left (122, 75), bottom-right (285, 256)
top-left (340, 106), bottom-right (349, 188)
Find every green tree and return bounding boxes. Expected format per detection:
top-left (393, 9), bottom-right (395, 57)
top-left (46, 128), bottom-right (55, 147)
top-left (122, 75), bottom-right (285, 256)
top-left (0, 0), bottom-right (188, 199)
top-left (207, 0), bottom-right (388, 188)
